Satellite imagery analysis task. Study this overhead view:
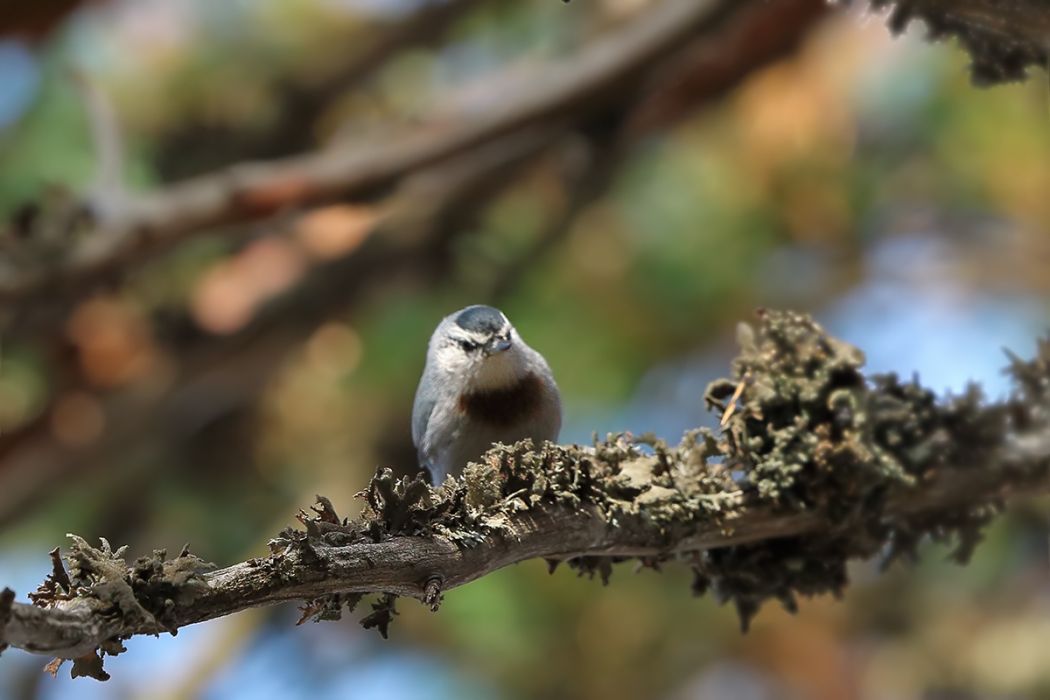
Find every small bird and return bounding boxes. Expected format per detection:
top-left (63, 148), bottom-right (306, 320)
top-left (412, 304), bottom-right (562, 483)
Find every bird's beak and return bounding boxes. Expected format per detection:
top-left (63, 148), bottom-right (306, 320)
top-left (485, 337), bottom-right (512, 355)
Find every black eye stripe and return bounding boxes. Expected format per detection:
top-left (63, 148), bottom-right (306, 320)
top-left (458, 339), bottom-right (480, 352)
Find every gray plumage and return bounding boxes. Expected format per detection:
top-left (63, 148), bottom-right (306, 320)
top-left (412, 305), bottom-right (561, 483)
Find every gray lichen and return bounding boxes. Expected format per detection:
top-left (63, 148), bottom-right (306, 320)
top-left (27, 537), bottom-right (213, 679)
top-left (694, 310), bottom-right (1024, 630)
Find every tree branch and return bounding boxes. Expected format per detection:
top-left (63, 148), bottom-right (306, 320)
top-left (2, 310), bottom-right (1048, 679)
top-left (154, 0), bottom-right (493, 178)
top-left (866, 0), bottom-right (1050, 84)
top-left (0, 0), bottom-right (744, 311)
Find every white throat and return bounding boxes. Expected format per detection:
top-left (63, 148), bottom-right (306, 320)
top-left (470, 346), bottom-right (529, 391)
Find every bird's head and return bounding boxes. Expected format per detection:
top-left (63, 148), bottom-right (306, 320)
top-left (433, 304), bottom-right (525, 391)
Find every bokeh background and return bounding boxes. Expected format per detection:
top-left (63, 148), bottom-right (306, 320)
top-left (0, 0), bottom-right (1048, 698)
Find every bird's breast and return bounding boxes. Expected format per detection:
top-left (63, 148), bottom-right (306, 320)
top-left (457, 372), bottom-right (545, 428)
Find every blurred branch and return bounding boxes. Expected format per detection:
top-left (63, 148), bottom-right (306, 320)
top-left (70, 69), bottom-right (128, 225)
top-left (1, 0), bottom-right (1042, 311)
top-left (156, 0), bottom-right (493, 177)
top-left (628, 0), bottom-right (829, 131)
top-left (0, 0), bottom-right (757, 315)
top-left (489, 118), bottom-right (630, 302)
top-left (2, 310), bottom-right (1049, 678)
top-left (0, 0), bottom-right (96, 39)
top-left (486, 0), bottom-right (833, 300)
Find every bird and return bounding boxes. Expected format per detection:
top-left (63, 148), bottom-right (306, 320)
top-left (412, 304), bottom-right (562, 483)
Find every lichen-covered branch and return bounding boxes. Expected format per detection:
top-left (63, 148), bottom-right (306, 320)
top-left (2, 310), bottom-right (1048, 681)
top-left (862, 0), bottom-right (1050, 84)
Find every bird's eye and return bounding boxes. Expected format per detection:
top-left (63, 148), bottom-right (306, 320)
top-left (458, 339), bottom-right (479, 352)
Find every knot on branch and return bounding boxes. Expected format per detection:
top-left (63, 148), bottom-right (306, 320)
top-left (422, 577), bottom-right (443, 612)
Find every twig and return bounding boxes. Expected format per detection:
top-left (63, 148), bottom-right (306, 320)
top-left (719, 373), bottom-right (750, 428)
top-left (70, 69), bottom-right (126, 217)
top-left (158, 0), bottom-right (493, 174)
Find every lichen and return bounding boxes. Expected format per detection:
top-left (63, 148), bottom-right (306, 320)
top-left (28, 537), bottom-right (213, 680)
top-left (692, 310), bottom-right (1045, 629)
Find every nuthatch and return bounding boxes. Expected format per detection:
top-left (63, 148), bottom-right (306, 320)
top-left (412, 305), bottom-right (562, 483)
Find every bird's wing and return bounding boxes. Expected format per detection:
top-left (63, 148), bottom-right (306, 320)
top-left (412, 397), bottom-right (435, 448)
top-left (411, 377), bottom-right (438, 471)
